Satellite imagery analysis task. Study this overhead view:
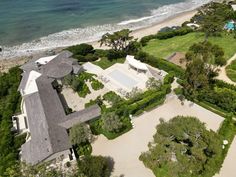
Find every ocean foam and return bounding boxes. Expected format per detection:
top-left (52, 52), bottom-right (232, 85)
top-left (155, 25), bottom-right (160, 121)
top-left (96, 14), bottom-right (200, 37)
top-left (0, 0), bottom-right (212, 60)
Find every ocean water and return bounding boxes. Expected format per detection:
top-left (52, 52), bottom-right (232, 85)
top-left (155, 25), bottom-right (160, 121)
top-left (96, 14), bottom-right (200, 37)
top-left (0, 0), bottom-right (211, 59)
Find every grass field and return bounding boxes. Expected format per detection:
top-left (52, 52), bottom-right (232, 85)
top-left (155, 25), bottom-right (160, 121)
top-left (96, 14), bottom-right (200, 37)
top-left (93, 57), bottom-right (125, 69)
top-left (143, 32), bottom-right (236, 60)
top-left (226, 59), bottom-right (236, 82)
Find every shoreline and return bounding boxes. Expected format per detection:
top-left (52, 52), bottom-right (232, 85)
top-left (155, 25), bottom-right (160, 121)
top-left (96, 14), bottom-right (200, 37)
top-left (0, 9), bottom-right (197, 73)
top-left (88, 9), bottom-right (197, 49)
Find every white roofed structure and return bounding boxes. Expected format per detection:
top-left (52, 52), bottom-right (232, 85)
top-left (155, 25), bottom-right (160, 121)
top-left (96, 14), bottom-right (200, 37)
top-left (23, 71), bottom-right (42, 96)
top-left (35, 55), bottom-right (57, 65)
top-left (126, 55), bottom-right (148, 71)
top-left (231, 4), bottom-right (236, 11)
top-left (186, 23), bottom-right (200, 28)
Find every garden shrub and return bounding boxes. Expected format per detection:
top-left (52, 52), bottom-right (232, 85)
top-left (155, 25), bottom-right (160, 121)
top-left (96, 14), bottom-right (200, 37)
top-left (78, 84), bottom-right (91, 98)
top-left (85, 96), bottom-right (103, 108)
top-left (174, 87), bottom-right (183, 95)
top-left (67, 43), bottom-right (94, 56)
top-left (74, 53), bottom-right (99, 62)
top-left (163, 72), bottom-right (175, 84)
top-left (94, 49), bottom-right (109, 58)
top-left (76, 143), bottom-right (92, 156)
top-left (103, 91), bottom-right (123, 106)
top-left (91, 79), bottom-right (104, 90)
top-left (106, 49), bottom-right (126, 60)
top-left (77, 156), bottom-right (112, 177)
top-left (214, 79), bottom-right (236, 92)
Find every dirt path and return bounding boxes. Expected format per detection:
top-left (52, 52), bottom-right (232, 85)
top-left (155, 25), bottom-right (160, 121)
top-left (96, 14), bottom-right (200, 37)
top-left (217, 54), bottom-right (236, 85)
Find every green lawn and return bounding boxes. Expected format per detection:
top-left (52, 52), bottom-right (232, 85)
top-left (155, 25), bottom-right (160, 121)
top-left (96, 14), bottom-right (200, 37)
top-left (143, 32), bottom-right (236, 60)
top-left (93, 57), bottom-right (125, 69)
top-left (226, 59), bottom-right (236, 82)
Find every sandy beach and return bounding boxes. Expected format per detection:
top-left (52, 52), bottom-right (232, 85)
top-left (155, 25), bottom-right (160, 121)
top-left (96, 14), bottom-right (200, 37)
top-left (0, 10), bottom-right (196, 73)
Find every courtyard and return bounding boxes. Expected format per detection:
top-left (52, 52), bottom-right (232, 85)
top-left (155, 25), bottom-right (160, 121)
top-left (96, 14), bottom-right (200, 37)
top-left (92, 93), bottom-right (224, 177)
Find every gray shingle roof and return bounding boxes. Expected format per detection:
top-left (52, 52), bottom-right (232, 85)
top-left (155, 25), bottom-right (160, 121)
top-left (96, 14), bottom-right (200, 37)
top-left (20, 51), bottom-right (101, 165)
top-left (60, 105), bottom-right (101, 129)
top-left (21, 77), bottom-right (71, 164)
top-left (18, 72), bottom-right (30, 92)
top-left (41, 52), bottom-right (74, 79)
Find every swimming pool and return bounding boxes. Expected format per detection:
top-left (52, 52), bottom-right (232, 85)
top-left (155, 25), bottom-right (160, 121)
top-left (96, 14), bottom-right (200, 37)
top-left (108, 70), bottom-right (138, 89)
top-left (225, 22), bottom-right (235, 30)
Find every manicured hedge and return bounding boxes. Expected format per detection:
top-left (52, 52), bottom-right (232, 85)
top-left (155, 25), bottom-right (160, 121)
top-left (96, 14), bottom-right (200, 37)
top-left (67, 43), bottom-right (94, 56)
top-left (140, 27), bottom-right (193, 46)
top-left (214, 79), bottom-right (236, 92)
top-left (128, 91), bottom-right (166, 116)
top-left (110, 84), bottom-right (170, 117)
top-left (164, 72), bottom-right (175, 84)
top-left (136, 52), bottom-right (185, 78)
top-left (91, 79), bottom-right (104, 91)
top-left (106, 49), bottom-right (126, 60)
top-left (74, 54), bottom-right (98, 62)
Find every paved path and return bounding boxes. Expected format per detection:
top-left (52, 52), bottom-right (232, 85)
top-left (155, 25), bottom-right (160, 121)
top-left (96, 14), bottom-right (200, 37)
top-left (92, 94), bottom-right (224, 177)
top-left (214, 136), bottom-right (236, 177)
top-left (217, 54), bottom-right (236, 85)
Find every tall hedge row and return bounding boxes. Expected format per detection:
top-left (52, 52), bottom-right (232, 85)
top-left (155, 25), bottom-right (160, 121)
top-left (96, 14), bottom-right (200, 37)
top-left (140, 27), bottom-right (193, 46)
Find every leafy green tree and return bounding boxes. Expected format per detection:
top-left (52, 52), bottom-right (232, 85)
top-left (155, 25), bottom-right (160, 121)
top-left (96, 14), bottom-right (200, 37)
top-left (100, 29), bottom-right (134, 51)
top-left (102, 112), bottom-right (123, 132)
top-left (185, 57), bottom-right (210, 91)
top-left (196, 2), bottom-right (232, 40)
top-left (146, 77), bottom-right (162, 90)
top-left (184, 42), bottom-right (222, 92)
top-left (69, 123), bottom-right (93, 145)
top-left (77, 156), bottom-right (113, 177)
top-left (0, 67), bottom-right (22, 176)
top-left (140, 116), bottom-right (222, 177)
top-left (186, 41), bottom-right (226, 66)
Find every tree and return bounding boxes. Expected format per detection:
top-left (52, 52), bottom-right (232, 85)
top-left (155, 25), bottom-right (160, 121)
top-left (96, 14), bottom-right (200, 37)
top-left (184, 42), bottom-right (221, 92)
top-left (67, 43), bottom-right (94, 56)
top-left (186, 41), bottom-right (226, 66)
top-left (102, 112), bottom-right (123, 132)
top-left (196, 2), bottom-right (232, 40)
top-left (77, 156), bottom-right (113, 177)
top-left (146, 77), bottom-right (162, 90)
top-left (185, 57), bottom-right (211, 91)
top-left (69, 123), bottom-right (93, 145)
top-left (99, 29), bottom-right (134, 51)
top-left (140, 116), bottom-right (222, 177)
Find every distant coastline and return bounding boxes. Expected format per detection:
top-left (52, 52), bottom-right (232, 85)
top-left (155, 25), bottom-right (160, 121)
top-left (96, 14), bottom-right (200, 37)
top-left (0, 9), bottom-right (197, 72)
top-left (0, 0), bottom-right (211, 61)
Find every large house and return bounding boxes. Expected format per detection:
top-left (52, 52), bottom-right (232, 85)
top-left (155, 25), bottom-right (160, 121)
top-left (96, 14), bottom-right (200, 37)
top-left (14, 51), bottom-right (101, 165)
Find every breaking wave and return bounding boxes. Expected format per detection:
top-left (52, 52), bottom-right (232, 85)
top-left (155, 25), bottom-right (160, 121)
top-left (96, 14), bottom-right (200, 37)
top-left (0, 0), bottom-right (212, 60)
